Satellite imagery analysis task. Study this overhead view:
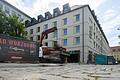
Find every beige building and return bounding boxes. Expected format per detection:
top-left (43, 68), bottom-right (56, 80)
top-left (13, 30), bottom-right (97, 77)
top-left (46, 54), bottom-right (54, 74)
top-left (0, 0), bottom-right (31, 21)
top-left (25, 4), bottom-right (109, 63)
top-left (110, 46), bottom-right (120, 62)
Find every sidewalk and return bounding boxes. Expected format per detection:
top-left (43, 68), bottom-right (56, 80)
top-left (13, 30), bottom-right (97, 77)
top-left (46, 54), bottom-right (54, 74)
top-left (0, 63), bottom-right (120, 80)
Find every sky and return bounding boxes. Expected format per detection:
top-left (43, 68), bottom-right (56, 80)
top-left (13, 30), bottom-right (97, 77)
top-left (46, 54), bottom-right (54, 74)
top-left (6, 0), bottom-right (120, 47)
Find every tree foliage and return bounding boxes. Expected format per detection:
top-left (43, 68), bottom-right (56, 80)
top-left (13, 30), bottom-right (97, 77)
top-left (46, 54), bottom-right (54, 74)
top-left (0, 9), bottom-right (26, 38)
top-left (0, 9), bottom-right (7, 34)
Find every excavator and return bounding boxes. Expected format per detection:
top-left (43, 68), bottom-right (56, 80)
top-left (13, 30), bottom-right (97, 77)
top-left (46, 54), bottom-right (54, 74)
top-left (39, 27), bottom-right (67, 63)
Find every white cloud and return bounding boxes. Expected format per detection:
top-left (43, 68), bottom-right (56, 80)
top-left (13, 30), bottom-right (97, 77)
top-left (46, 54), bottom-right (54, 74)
top-left (98, 10), bottom-right (117, 22)
top-left (101, 13), bottom-right (120, 47)
top-left (108, 36), bottom-right (120, 47)
top-left (6, 0), bottom-right (106, 18)
top-left (102, 14), bottom-right (120, 33)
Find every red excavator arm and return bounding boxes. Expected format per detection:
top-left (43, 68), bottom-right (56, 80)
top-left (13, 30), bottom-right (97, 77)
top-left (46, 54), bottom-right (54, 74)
top-left (40, 27), bottom-right (57, 46)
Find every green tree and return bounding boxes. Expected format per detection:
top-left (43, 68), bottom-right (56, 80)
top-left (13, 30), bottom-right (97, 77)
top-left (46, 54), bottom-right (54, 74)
top-left (0, 9), bottom-right (26, 38)
top-left (0, 9), bottom-right (7, 34)
top-left (7, 14), bottom-right (25, 37)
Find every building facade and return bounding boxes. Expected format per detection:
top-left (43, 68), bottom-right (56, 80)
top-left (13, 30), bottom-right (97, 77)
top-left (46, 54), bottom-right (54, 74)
top-left (25, 3), bottom-right (109, 63)
top-left (0, 0), bottom-right (31, 21)
top-left (110, 46), bottom-right (120, 62)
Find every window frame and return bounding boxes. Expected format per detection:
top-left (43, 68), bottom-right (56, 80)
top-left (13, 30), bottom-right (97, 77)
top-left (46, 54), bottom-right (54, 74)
top-left (75, 37), bottom-right (80, 45)
top-left (75, 14), bottom-right (80, 22)
top-left (63, 18), bottom-right (67, 25)
top-left (63, 39), bottom-right (67, 46)
top-left (63, 28), bottom-right (67, 35)
top-left (30, 29), bottom-right (33, 34)
top-left (37, 27), bottom-right (40, 32)
top-left (76, 25), bottom-right (80, 33)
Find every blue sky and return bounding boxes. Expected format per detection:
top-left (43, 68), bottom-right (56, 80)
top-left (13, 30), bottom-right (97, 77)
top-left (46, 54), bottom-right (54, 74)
top-left (6, 0), bottom-right (120, 47)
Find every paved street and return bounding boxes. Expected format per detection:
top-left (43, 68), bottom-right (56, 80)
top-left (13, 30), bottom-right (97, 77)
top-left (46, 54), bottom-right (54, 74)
top-left (0, 63), bottom-right (120, 80)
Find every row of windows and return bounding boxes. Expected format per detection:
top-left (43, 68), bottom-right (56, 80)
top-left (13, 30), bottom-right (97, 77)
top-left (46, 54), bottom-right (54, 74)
top-left (31, 14), bottom-right (80, 33)
top-left (63, 37), bottom-right (80, 46)
top-left (30, 25), bottom-right (80, 36)
top-left (112, 48), bottom-right (120, 52)
top-left (63, 25), bottom-right (80, 35)
top-left (29, 14), bottom-right (80, 35)
top-left (0, 3), bottom-right (22, 19)
top-left (113, 54), bottom-right (120, 60)
top-left (94, 41), bottom-right (101, 52)
top-left (30, 36), bottom-right (80, 46)
top-left (63, 14), bottom-right (80, 25)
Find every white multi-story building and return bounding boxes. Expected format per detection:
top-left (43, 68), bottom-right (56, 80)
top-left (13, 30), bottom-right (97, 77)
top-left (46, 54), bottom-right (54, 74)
top-left (25, 3), bottom-right (110, 63)
top-left (0, 0), bottom-right (31, 21)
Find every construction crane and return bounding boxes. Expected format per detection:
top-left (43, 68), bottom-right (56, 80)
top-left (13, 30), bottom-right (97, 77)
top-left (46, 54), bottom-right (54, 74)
top-left (39, 27), bottom-right (66, 62)
top-left (40, 27), bottom-right (57, 46)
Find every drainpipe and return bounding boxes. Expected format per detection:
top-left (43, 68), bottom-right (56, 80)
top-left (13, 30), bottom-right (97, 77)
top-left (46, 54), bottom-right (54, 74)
top-left (101, 34), bottom-right (102, 54)
top-left (82, 7), bottom-right (84, 63)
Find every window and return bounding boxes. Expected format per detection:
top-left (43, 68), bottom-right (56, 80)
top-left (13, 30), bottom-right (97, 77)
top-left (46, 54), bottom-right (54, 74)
top-left (17, 14), bottom-right (21, 18)
top-left (45, 42), bottom-right (48, 46)
top-left (75, 37), bottom-right (80, 44)
top-left (96, 36), bottom-right (98, 41)
top-left (89, 17), bottom-right (93, 23)
top-left (53, 21), bottom-right (57, 27)
top-left (89, 26), bottom-right (93, 39)
top-left (5, 6), bottom-right (10, 14)
top-left (37, 35), bottom-right (40, 40)
top-left (94, 41), bottom-right (95, 48)
top-left (96, 27), bottom-right (98, 31)
top-left (53, 41), bottom-right (57, 47)
top-left (12, 10), bottom-right (16, 15)
top-left (44, 24), bottom-right (48, 39)
top-left (94, 32), bottom-right (95, 39)
top-left (30, 29), bottom-right (33, 34)
top-left (112, 49), bottom-right (116, 52)
top-left (54, 30), bottom-right (58, 38)
top-left (44, 24), bottom-right (48, 31)
top-left (76, 25), bottom-right (80, 33)
top-left (118, 48), bottom-right (120, 52)
top-left (94, 23), bottom-right (95, 30)
top-left (63, 18), bottom-right (67, 25)
top-left (46, 16), bottom-right (48, 19)
top-left (63, 39), bottom-right (67, 46)
top-left (63, 28), bottom-right (67, 35)
top-left (25, 31), bottom-right (28, 36)
top-left (75, 14), bottom-right (80, 22)
top-left (37, 27), bottom-right (40, 32)
top-left (54, 12), bottom-right (57, 16)
top-left (30, 37), bottom-right (33, 41)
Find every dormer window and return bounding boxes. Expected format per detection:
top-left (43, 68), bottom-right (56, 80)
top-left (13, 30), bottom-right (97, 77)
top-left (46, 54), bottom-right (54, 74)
top-left (46, 16), bottom-right (48, 19)
top-left (54, 12), bottom-right (57, 16)
top-left (38, 19), bottom-right (41, 22)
